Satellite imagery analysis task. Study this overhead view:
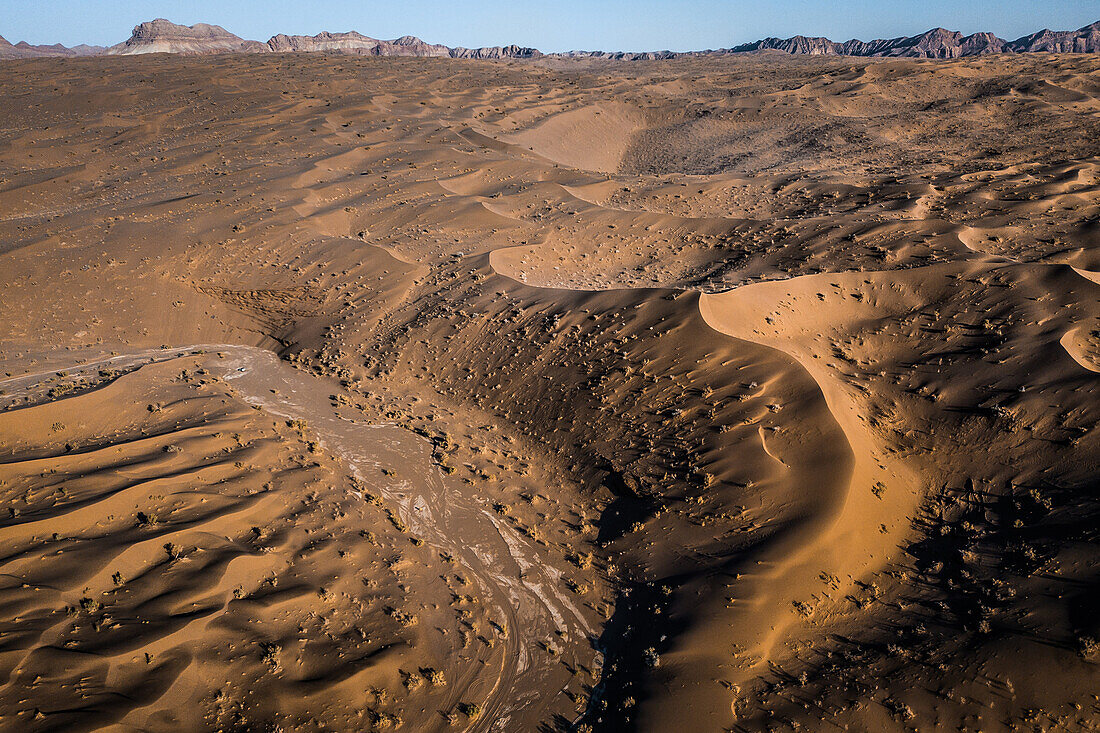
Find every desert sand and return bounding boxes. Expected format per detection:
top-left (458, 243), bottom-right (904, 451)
top-left (0, 50), bottom-right (1098, 732)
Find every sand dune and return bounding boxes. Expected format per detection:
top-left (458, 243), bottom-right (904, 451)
top-left (1, 51), bottom-right (1098, 731)
top-left (502, 102), bottom-right (645, 173)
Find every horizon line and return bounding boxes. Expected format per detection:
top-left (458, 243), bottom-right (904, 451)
top-left (1, 14), bottom-right (1098, 55)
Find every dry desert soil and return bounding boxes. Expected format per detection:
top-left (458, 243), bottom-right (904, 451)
top-left (0, 51), bottom-right (1099, 732)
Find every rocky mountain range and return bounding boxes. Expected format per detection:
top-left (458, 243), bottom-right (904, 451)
top-left (726, 22), bottom-right (1100, 58)
top-left (0, 35), bottom-right (102, 59)
top-left (1, 17), bottom-right (1098, 61)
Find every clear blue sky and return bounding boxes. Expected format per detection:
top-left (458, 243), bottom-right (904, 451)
top-left (2, 0), bottom-right (1098, 52)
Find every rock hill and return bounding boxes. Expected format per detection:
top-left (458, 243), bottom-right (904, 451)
top-left (107, 19), bottom-right (269, 55)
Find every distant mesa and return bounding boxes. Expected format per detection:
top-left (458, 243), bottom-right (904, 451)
top-left (265, 30), bottom-right (533, 58)
top-left (107, 18), bottom-right (269, 55)
top-left (449, 44), bottom-right (542, 60)
top-left (264, 30), bottom-right (540, 58)
top-left (105, 19), bottom-right (538, 59)
top-left (266, 30), bottom-right (413, 55)
top-left (0, 17), bottom-right (1097, 60)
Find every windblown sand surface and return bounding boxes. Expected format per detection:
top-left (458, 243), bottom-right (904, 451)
top-left (0, 52), bottom-right (1098, 732)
